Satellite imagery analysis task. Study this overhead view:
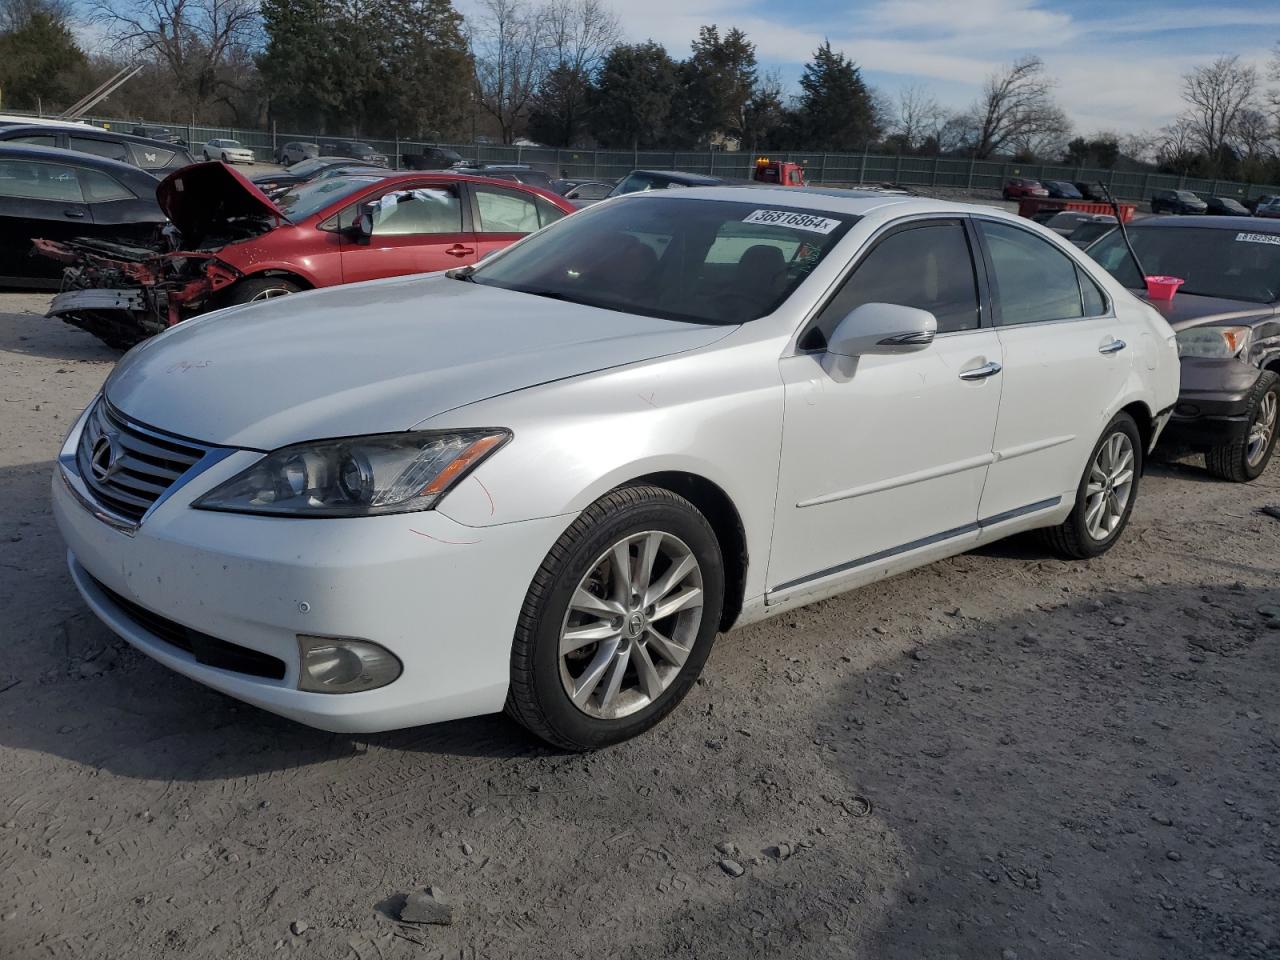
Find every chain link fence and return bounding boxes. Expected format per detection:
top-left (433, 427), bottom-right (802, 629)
top-left (31, 110), bottom-right (1280, 203)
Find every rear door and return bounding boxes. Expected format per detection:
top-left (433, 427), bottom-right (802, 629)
top-left (469, 183), bottom-right (567, 260)
top-left (974, 217), bottom-right (1134, 521)
top-left (0, 157), bottom-right (93, 282)
top-left (338, 180), bottom-right (476, 282)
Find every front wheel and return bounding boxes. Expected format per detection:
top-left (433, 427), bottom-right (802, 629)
top-left (1205, 370), bottom-right (1279, 482)
top-left (223, 277), bottom-right (301, 305)
top-left (1042, 412), bottom-right (1142, 559)
top-left (505, 485), bottom-right (725, 750)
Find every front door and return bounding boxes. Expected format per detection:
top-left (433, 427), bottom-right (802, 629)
top-left (768, 218), bottom-right (1004, 598)
top-left (972, 218), bottom-right (1134, 521)
top-left (0, 156), bottom-right (94, 283)
top-left (339, 181), bottom-right (476, 282)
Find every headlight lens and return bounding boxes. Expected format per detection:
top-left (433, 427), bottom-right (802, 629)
top-left (192, 429), bottom-right (509, 517)
top-left (1176, 325), bottom-right (1252, 359)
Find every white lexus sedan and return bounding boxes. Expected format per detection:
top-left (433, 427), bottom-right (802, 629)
top-left (53, 188), bottom-right (1179, 749)
top-left (200, 138), bottom-right (255, 164)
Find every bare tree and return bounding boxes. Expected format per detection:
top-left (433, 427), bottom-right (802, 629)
top-left (89, 0), bottom-right (260, 115)
top-left (1155, 116), bottom-right (1199, 175)
top-left (471, 0), bottom-right (547, 144)
top-left (1119, 131), bottom-right (1158, 165)
top-left (965, 55), bottom-right (1070, 158)
top-left (891, 83), bottom-right (948, 152)
top-left (526, 0), bottom-right (619, 146)
top-left (1180, 55), bottom-right (1258, 175)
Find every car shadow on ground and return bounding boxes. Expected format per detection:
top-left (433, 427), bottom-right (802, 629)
top-left (628, 581), bottom-right (1279, 960)
top-left (0, 302), bottom-right (121, 363)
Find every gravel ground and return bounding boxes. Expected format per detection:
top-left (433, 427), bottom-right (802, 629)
top-left (1, 292), bottom-right (1277, 960)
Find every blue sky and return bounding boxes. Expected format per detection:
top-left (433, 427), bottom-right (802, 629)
top-left (597, 0), bottom-right (1280, 134)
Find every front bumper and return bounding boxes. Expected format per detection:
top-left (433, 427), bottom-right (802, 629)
top-left (53, 430), bottom-right (570, 733)
top-left (1159, 356), bottom-right (1261, 450)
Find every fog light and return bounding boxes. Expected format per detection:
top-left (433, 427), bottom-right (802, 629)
top-left (297, 635), bottom-right (401, 693)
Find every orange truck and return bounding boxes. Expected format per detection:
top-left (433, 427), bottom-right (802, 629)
top-left (752, 157), bottom-right (807, 186)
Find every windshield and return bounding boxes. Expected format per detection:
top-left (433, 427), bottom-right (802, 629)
top-left (1089, 226), bottom-right (1280, 303)
top-left (609, 173), bottom-right (692, 197)
top-left (288, 157), bottom-right (334, 176)
top-left (275, 176), bottom-right (381, 221)
top-left (222, 140), bottom-right (242, 148)
top-left (1071, 222), bottom-right (1116, 245)
top-left (468, 195), bottom-right (857, 324)
top-left (1176, 191), bottom-right (1200, 201)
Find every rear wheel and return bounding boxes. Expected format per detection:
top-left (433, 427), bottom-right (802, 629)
top-left (506, 485), bottom-right (725, 750)
top-left (1042, 412), bottom-right (1142, 560)
top-left (223, 277), bottom-right (302, 306)
top-left (1205, 370), bottom-right (1279, 482)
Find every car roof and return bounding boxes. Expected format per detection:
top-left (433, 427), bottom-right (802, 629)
top-left (0, 141), bottom-right (159, 175)
top-left (627, 170), bottom-right (728, 184)
top-left (0, 122), bottom-right (187, 151)
top-left (628, 184), bottom-right (996, 219)
top-left (1134, 215), bottom-right (1280, 233)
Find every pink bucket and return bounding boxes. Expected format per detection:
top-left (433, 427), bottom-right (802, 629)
top-left (1144, 275), bottom-right (1184, 301)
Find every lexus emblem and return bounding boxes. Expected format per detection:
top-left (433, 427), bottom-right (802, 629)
top-left (89, 434), bottom-right (122, 483)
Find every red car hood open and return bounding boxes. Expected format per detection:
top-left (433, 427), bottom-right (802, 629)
top-left (156, 161), bottom-right (282, 243)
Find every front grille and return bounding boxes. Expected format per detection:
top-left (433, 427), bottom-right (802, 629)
top-left (92, 575), bottom-right (287, 681)
top-left (76, 399), bottom-right (208, 522)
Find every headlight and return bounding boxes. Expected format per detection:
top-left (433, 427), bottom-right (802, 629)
top-left (192, 429), bottom-right (509, 517)
top-left (1176, 325), bottom-right (1251, 359)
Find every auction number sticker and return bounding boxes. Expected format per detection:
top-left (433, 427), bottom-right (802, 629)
top-left (1236, 232), bottom-right (1280, 245)
top-left (743, 209), bottom-right (841, 234)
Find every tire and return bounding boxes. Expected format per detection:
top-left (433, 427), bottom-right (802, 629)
top-left (1205, 370), bottom-right (1279, 483)
top-left (1042, 412), bottom-right (1142, 560)
top-left (223, 277), bottom-right (302, 305)
top-left (505, 485), bottom-right (725, 750)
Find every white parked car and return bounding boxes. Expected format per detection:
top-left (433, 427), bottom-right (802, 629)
top-left (53, 189), bottom-right (1180, 748)
top-left (201, 138), bottom-right (255, 164)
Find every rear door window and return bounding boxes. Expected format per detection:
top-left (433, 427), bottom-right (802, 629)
top-left (977, 220), bottom-right (1086, 325)
top-left (79, 169), bottom-right (135, 202)
top-left (70, 136), bottom-right (128, 162)
top-left (474, 185), bottom-right (542, 234)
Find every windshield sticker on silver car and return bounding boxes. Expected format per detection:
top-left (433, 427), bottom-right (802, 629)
top-left (743, 210), bottom-right (841, 234)
top-left (1236, 232), bottom-right (1280, 245)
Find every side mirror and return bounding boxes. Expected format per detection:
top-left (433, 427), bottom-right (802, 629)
top-left (827, 302), bottom-right (937, 358)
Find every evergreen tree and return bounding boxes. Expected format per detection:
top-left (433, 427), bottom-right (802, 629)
top-left (790, 40), bottom-right (879, 151)
top-left (0, 6), bottom-right (89, 112)
top-left (674, 25), bottom-right (757, 146)
top-left (588, 42), bottom-right (679, 149)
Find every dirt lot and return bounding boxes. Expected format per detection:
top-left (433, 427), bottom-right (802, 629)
top-left (1, 292), bottom-right (1277, 960)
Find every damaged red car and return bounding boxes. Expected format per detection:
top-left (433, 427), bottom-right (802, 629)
top-left (36, 162), bottom-right (575, 348)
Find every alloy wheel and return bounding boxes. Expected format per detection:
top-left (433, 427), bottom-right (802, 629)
top-left (249, 287), bottom-right (292, 302)
top-left (1246, 390), bottom-right (1277, 467)
top-left (559, 531), bottom-right (704, 720)
top-left (1084, 431), bottom-right (1135, 541)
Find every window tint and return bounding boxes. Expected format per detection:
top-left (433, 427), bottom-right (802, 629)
top-left (70, 136), bottom-right (128, 162)
top-left (978, 220), bottom-right (1084, 325)
top-left (79, 169), bottom-right (134, 202)
top-left (12, 134), bottom-right (56, 147)
top-left (534, 196), bottom-right (566, 227)
top-left (475, 186), bottom-right (541, 234)
top-left (369, 186), bottom-right (462, 236)
top-left (0, 159), bottom-right (83, 201)
top-left (129, 144), bottom-right (176, 167)
top-left (814, 220), bottom-right (980, 338)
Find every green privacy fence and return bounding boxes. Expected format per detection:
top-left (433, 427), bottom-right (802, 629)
top-left (65, 111), bottom-right (1280, 203)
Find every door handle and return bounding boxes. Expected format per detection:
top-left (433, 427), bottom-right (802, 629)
top-left (959, 361), bottom-right (1002, 381)
top-left (63, 209), bottom-right (86, 218)
top-left (445, 244), bottom-right (475, 258)
top-left (1099, 339), bottom-right (1127, 355)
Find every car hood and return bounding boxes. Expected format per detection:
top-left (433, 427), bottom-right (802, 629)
top-left (157, 162), bottom-right (282, 243)
top-left (104, 274), bottom-right (735, 450)
top-left (1138, 291), bottom-right (1278, 331)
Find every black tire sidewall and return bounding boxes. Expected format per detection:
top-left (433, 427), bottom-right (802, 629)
top-left (226, 278), bottom-right (300, 306)
top-left (1239, 374), bottom-right (1279, 481)
top-left (526, 494), bottom-right (725, 749)
top-left (1067, 413), bottom-right (1143, 557)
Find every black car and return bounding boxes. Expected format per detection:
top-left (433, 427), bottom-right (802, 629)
top-left (401, 145), bottom-right (463, 170)
top-left (451, 164), bottom-right (556, 191)
top-left (249, 155), bottom-right (363, 195)
top-left (1204, 196), bottom-right (1250, 217)
top-left (552, 178), bottom-right (614, 200)
top-left (0, 144), bottom-right (165, 287)
top-left (319, 140), bottom-right (389, 166)
top-left (1087, 217), bottom-right (1280, 481)
top-left (608, 170), bottom-right (729, 197)
top-left (1073, 181), bottom-right (1109, 202)
top-left (1150, 189), bottom-right (1207, 215)
top-left (130, 125), bottom-right (185, 145)
top-left (0, 123), bottom-right (195, 174)
top-left (1042, 180), bottom-right (1083, 200)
